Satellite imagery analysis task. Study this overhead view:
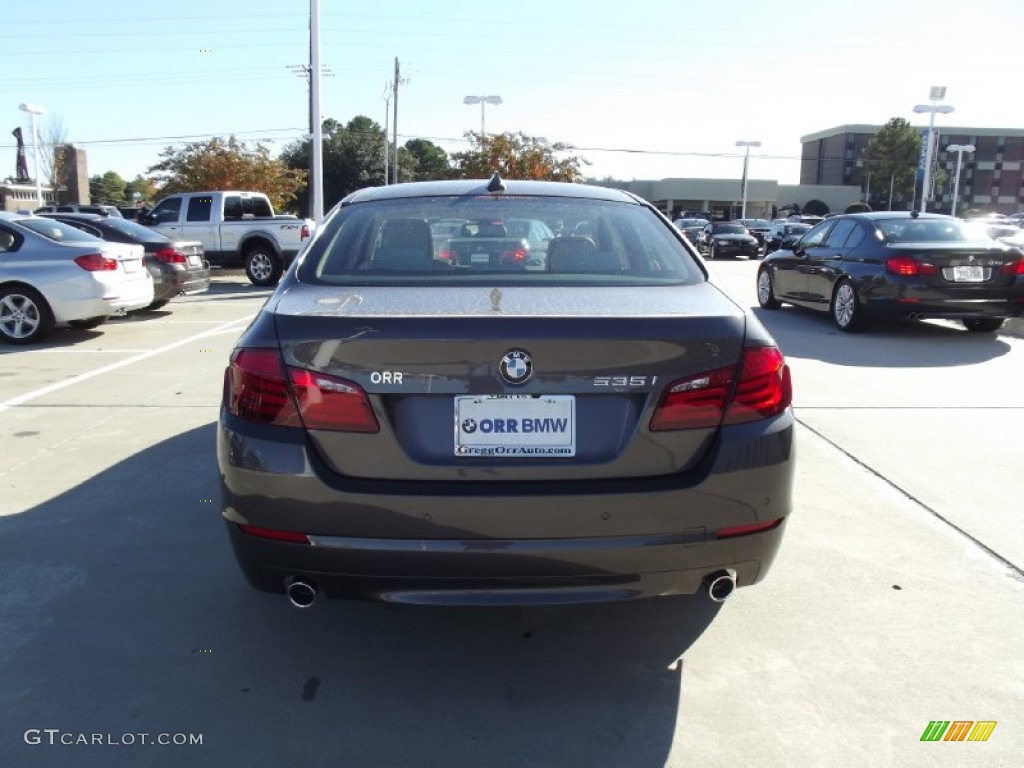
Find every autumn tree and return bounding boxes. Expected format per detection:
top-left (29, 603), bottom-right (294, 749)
top-left (860, 118), bottom-right (920, 209)
top-left (125, 175), bottom-right (158, 205)
top-left (147, 136), bottom-right (306, 212)
top-left (450, 132), bottom-right (588, 182)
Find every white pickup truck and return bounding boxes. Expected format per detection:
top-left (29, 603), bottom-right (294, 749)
top-left (140, 191), bottom-right (312, 286)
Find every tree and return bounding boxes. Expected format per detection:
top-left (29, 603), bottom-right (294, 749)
top-left (282, 115), bottom-right (390, 214)
top-left (38, 115), bottom-right (71, 203)
top-left (845, 202), bottom-right (872, 213)
top-left (450, 132), bottom-right (589, 181)
top-left (403, 139), bottom-right (451, 181)
top-left (860, 118), bottom-right (920, 209)
top-left (89, 171), bottom-right (128, 205)
top-left (803, 199), bottom-right (830, 216)
top-left (147, 136), bottom-right (306, 212)
top-left (124, 175), bottom-right (158, 206)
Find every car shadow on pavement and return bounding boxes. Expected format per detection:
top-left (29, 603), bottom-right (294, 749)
top-left (750, 306), bottom-right (1014, 368)
top-left (0, 423), bottom-right (720, 768)
top-left (0, 327), bottom-right (104, 354)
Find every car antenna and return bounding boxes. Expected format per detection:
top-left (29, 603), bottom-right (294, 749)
top-left (486, 172), bottom-right (506, 193)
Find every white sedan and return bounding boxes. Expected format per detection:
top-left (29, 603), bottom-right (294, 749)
top-left (0, 212), bottom-right (153, 344)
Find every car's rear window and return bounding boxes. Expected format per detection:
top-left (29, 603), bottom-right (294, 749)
top-left (16, 218), bottom-right (103, 243)
top-left (877, 218), bottom-right (974, 243)
top-left (298, 195), bottom-right (703, 286)
top-left (99, 218), bottom-right (170, 241)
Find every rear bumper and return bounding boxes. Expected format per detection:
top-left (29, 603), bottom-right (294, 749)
top-left (865, 296), bottom-right (1024, 320)
top-left (226, 520), bottom-right (784, 605)
top-left (152, 266), bottom-right (212, 301)
top-left (218, 409), bottom-right (795, 605)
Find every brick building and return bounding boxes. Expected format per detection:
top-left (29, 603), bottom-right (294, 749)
top-left (800, 125), bottom-right (1024, 214)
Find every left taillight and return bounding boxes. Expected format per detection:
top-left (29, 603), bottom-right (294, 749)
top-left (287, 368), bottom-right (379, 433)
top-left (224, 348), bottom-right (379, 432)
top-left (224, 349), bottom-right (302, 426)
top-left (650, 346), bottom-right (791, 431)
top-left (885, 256), bottom-right (937, 276)
top-left (153, 247), bottom-right (186, 264)
top-left (74, 253), bottom-right (118, 271)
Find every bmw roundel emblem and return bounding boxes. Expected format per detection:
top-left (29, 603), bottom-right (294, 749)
top-left (499, 350), bottom-right (533, 384)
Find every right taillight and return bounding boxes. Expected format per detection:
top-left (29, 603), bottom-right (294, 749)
top-left (650, 346), bottom-right (791, 431)
top-left (224, 348), bottom-right (378, 432)
top-left (1000, 259), bottom-right (1024, 275)
top-left (722, 346), bottom-right (792, 425)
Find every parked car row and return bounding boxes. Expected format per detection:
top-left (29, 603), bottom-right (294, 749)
top-left (0, 211), bottom-right (210, 344)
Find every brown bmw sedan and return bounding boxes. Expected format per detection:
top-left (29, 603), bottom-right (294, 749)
top-left (218, 177), bottom-right (795, 608)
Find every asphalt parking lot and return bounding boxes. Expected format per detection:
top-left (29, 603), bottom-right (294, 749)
top-left (1, 267), bottom-right (1021, 767)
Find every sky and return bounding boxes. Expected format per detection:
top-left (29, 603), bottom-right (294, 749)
top-left (3, 0), bottom-right (1022, 190)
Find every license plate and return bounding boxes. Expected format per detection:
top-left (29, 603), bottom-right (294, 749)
top-left (454, 395), bottom-right (576, 457)
top-left (953, 265), bottom-right (985, 282)
top-left (187, 255), bottom-right (201, 267)
top-left (122, 259), bottom-right (139, 273)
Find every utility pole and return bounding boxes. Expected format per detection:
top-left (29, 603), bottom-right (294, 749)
top-left (382, 82), bottom-right (391, 185)
top-left (392, 58), bottom-right (400, 184)
top-left (309, 0), bottom-right (324, 221)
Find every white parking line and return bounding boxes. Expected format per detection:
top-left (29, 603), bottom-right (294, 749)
top-left (0, 316), bottom-right (253, 414)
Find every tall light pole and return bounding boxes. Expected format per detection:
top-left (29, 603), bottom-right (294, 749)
top-left (18, 102), bottom-right (45, 207)
top-left (946, 143), bottom-right (975, 217)
top-left (913, 88), bottom-right (953, 213)
top-left (463, 95), bottom-right (502, 137)
top-left (735, 140), bottom-right (761, 219)
top-left (309, 0), bottom-right (324, 221)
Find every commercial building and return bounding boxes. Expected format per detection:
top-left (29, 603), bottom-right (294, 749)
top-left (801, 125), bottom-right (1024, 214)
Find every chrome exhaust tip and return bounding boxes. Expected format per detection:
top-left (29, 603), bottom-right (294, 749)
top-left (706, 571), bottom-right (737, 603)
top-left (285, 579), bottom-right (317, 609)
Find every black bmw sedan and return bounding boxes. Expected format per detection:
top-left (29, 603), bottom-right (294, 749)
top-left (697, 222), bottom-right (760, 260)
top-left (218, 177), bottom-right (795, 608)
top-left (756, 211), bottom-right (1024, 332)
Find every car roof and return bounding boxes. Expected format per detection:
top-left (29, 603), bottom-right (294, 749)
top-left (839, 211), bottom-right (953, 221)
top-left (339, 178), bottom-right (643, 206)
top-left (37, 212), bottom-right (105, 221)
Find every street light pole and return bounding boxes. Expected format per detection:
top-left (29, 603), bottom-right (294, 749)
top-left (946, 143), bottom-right (975, 218)
top-left (735, 140), bottom-right (761, 220)
top-left (463, 95), bottom-right (502, 137)
top-left (913, 89), bottom-right (953, 213)
top-left (18, 102), bottom-right (45, 207)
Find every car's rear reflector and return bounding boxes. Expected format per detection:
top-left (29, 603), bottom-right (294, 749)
top-left (224, 348), bottom-right (302, 426)
top-left (287, 368), bottom-right (379, 433)
top-left (650, 346), bottom-right (791, 431)
top-left (74, 253), bottom-right (118, 271)
top-left (717, 517), bottom-right (783, 540)
top-left (885, 256), bottom-right (937, 276)
top-left (236, 524), bottom-right (311, 544)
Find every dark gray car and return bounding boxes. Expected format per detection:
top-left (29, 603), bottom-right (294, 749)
top-left (218, 178), bottom-right (795, 608)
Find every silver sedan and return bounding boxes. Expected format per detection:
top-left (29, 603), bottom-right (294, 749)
top-left (0, 212), bottom-right (153, 344)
